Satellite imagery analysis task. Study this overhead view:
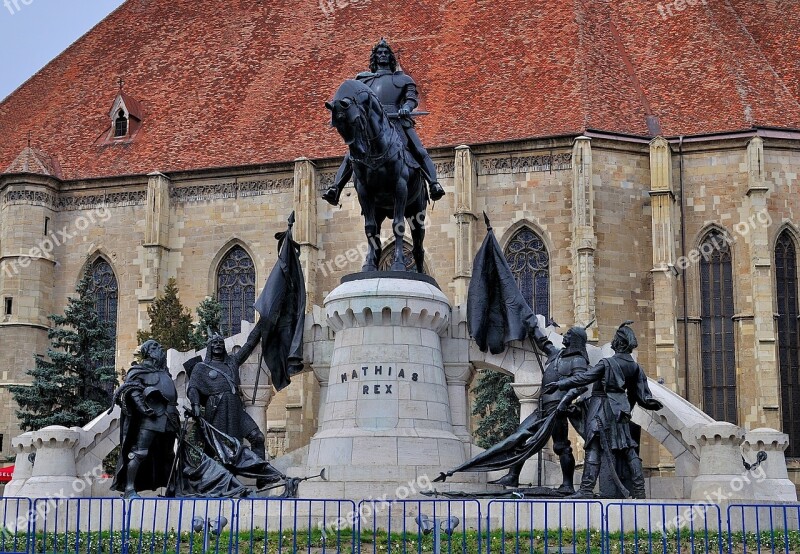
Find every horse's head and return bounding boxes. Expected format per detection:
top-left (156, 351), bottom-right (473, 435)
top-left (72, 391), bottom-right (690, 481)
top-left (325, 80), bottom-right (382, 147)
top-left (325, 97), bottom-right (360, 145)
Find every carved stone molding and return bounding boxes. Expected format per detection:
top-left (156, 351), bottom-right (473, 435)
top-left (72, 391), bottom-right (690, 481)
top-left (479, 152), bottom-right (572, 175)
top-left (3, 189), bottom-right (57, 208)
top-left (170, 178), bottom-right (293, 203)
top-left (3, 189), bottom-right (147, 210)
top-left (435, 161), bottom-right (455, 178)
top-left (315, 162), bottom-right (453, 192)
top-left (59, 191), bottom-right (147, 211)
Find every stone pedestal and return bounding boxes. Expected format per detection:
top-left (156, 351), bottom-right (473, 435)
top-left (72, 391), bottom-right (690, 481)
top-left (690, 423), bottom-right (753, 501)
top-left (19, 426), bottom-right (81, 498)
top-left (743, 428), bottom-right (798, 501)
top-left (304, 276), bottom-right (467, 498)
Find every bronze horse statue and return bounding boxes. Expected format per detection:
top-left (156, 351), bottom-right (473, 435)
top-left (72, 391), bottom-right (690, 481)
top-left (325, 79), bottom-right (427, 273)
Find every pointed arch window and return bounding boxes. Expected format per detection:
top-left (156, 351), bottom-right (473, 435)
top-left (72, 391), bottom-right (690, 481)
top-left (699, 230), bottom-right (737, 424)
top-left (87, 257), bottom-right (118, 368)
top-left (776, 230), bottom-right (800, 457)
top-left (504, 227), bottom-right (550, 317)
top-left (378, 241), bottom-right (420, 272)
top-left (217, 246), bottom-right (256, 336)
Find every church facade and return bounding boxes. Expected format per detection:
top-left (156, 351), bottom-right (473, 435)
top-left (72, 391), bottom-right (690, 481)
top-left (0, 0), bottom-right (798, 486)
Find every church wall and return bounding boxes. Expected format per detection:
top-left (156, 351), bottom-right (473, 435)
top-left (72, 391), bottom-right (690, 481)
top-left (591, 144), bottom-right (655, 369)
top-left (472, 149), bottom-right (575, 329)
top-left (765, 144), bottom-right (800, 229)
top-left (166, 171), bottom-right (308, 457)
top-left (2, 136), bottom-right (800, 470)
top-left (49, 198), bottom-right (148, 373)
top-left (676, 142), bottom-right (762, 430)
top-left (590, 144), bottom-right (662, 470)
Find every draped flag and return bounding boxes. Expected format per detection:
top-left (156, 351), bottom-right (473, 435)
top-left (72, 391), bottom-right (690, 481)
top-left (467, 213), bottom-right (538, 354)
top-left (253, 212), bottom-right (306, 391)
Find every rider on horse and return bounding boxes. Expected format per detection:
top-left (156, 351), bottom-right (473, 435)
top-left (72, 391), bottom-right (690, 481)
top-left (322, 38), bottom-right (446, 206)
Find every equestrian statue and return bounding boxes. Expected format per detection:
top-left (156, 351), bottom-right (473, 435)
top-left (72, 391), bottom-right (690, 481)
top-left (324, 38), bottom-right (444, 274)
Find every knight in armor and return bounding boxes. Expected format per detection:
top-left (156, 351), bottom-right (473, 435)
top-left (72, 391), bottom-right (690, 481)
top-left (111, 340), bottom-right (180, 499)
top-left (433, 319), bottom-right (590, 489)
top-left (543, 322), bottom-right (663, 499)
top-left (489, 321), bottom-right (591, 491)
top-left (322, 38), bottom-right (446, 205)
top-left (187, 330), bottom-right (267, 466)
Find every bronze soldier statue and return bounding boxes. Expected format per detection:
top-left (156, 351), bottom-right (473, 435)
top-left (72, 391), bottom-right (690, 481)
top-left (322, 38), bottom-right (445, 205)
top-left (489, 321), bottom-right (591, 491)
top-left (111, 340), bottom-right (180, 499)
top-left (187, 331), bottom-right (267, 464)
top-left (542, 322), bottom-right (663, 499)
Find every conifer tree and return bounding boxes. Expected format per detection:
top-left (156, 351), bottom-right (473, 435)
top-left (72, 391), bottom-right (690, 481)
top-left (136, 277), bottom-right (194, 351)
top-left (10, 269), bottom-right (118, 431)
top-left (190, 295), bottom-right (224, 349)
top-left (471, 370), bottom-right (521, 449)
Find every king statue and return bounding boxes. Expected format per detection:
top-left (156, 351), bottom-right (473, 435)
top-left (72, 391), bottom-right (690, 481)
top-left (322, 38), bottom-right (446, 206)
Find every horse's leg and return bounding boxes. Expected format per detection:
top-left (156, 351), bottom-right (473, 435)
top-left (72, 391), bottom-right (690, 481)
top-left (356, 180), bottom-right (380, 272)
top-left (374, 212), bottom-right (386, 268)
top-left (391, 166), bottom-right (410, 272)
top-left (409, 171), bottom-right (427, 274)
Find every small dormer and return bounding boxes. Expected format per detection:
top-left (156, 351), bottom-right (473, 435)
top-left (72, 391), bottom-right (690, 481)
top-left (107, 91), bottom-right (143, 141)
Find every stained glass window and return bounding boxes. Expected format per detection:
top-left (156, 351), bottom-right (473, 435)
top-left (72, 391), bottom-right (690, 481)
top-left (699, 230), bottom-right (737, 424)
top-left (87, 257), bottom-right (118, 347)
top-left (87, 257), bottom-right (118, 395)
top-left (504, 227), bottom-right (549, 317)
top-left (217, 246), bottom-right (256, 336)
top-left (776, 231), bottom-right (800, 457)
top-left (378, 241), bottom-right (419, 272)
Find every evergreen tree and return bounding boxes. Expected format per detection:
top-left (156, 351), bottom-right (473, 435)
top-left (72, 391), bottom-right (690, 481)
top-left (471, 370), bottom-right (521, 449)
top-left (9, 270), bottom-right (118, 431)
top-left (190, 295), bottom-right (224, 349)
top-left (137, 277), bottom-right (194, 351)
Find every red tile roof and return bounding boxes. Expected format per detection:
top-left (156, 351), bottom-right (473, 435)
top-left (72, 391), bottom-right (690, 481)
top-left (1, 0), bottom-right (799, 181)
top-left (6, 147), bottom-right (63, 179)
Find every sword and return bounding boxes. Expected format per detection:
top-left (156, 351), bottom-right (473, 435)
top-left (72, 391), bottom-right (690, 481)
top-left (386, 111), bottom-right (430, 118)
top-left (251, 351), bottom-right (266, 405)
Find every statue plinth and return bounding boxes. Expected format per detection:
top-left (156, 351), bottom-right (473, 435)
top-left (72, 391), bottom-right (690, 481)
top-left (303, 275), bottom-right (466, 497)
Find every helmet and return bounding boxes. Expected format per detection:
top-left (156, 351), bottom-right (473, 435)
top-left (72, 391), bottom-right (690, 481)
top-left (612, 321), bottom-right (638, 354)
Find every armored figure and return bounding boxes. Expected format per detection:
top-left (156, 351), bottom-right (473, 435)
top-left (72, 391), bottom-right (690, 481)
top-left (187, 331), bottom-right (266, 463)
top-left (111, 340), bottom-right (180, 499)
top-left (322, 38), bottom-right (446, 205)
top-left (490, 321), bottom-right (590, 490)
top-left (543, 322), bottom-right (663, 499)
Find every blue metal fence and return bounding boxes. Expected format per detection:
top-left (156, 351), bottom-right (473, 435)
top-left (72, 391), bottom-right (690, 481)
top-left (236, 498), bottom-right (357, 554)
top-left (485, 499), bottom-right (604, 554)
top-left (125, 498), bottom-right (234, 554)
top-left (0, 497), bottom-right (797, 553)
top-left (605, 502), bottom-right (723, 554)
top-left (0, 497), bottom-right (31, 554)
top-left (31, 497), bottom-right (125, 554)
top-left (357, 499), bottom-right (481, 554)
top-left (727, 503), bottom-right (800, 554)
